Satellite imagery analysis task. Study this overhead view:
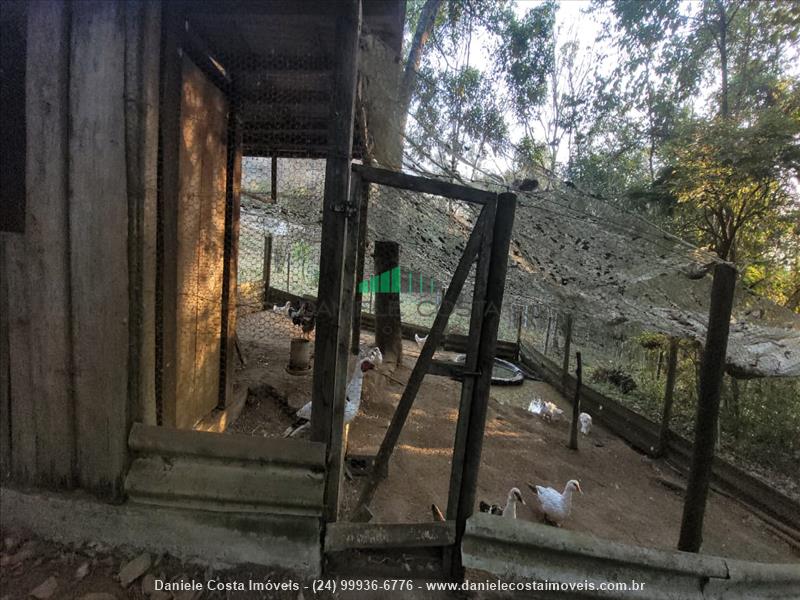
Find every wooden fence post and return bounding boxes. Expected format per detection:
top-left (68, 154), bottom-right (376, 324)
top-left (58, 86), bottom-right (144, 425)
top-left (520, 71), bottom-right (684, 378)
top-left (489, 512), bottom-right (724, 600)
top-left (658, 337), bottom-right (680, 457)
top-left (678, 263), bottom-right (736, 553)
top-left (561, 313), bottom-right (573, 391)
top-left (568, 352), bottom-right (582, 450)
top-left (262, 235), bottom-right (272, 309)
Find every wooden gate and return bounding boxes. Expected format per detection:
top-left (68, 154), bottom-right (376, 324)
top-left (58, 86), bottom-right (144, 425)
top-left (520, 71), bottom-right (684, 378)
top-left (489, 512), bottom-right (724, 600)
top-left (325, 164), bottom-right (517, 578)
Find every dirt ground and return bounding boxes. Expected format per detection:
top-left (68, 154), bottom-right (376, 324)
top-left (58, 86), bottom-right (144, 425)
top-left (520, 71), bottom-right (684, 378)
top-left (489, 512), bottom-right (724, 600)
top-left (233, 316), bottom-right (798, 564)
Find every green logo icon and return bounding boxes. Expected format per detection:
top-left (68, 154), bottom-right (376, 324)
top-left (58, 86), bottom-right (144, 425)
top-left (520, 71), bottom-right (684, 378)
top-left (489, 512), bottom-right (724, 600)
top-left (358, 267), bottom-right (438, 295)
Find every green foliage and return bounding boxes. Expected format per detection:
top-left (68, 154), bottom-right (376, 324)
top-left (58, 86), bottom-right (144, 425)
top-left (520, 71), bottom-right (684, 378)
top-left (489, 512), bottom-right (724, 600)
top-left (494, 1), bottom-right (556, 121)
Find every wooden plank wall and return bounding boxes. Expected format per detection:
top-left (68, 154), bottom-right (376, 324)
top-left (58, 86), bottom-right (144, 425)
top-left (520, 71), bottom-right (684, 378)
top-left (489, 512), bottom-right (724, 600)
top-left (0, 1), bottom-right (160, 498)
top-left (69, 0), bottom-right (131, 496)
top-left (173, 56), bottom-right (229, 428)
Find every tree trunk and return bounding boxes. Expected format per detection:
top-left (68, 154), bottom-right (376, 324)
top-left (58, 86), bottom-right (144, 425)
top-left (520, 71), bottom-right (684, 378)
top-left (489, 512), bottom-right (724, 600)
top-left (678, 263), bottom-right (736, 553)
top-left (374, 240), bottom-right (403, 366)
top-left (384, 0), bottom-right (442, 168)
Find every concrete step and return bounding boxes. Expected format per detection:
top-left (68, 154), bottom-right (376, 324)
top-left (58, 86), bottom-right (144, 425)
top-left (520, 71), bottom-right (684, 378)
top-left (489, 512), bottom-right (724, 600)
top-left (125, 423), bottom-right (326, 516)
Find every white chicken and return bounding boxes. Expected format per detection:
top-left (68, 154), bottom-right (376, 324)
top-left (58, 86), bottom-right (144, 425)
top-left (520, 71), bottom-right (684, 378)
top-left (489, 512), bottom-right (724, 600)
top-left (283, 356), bottom-right (377, 437)
top-left (272, 301), bottom-right (291, 315)
top-left (502, 487), bottom-right (525, 519)
top-left (528, 480), bottom-right (582, 526)
top-left (579, 412), bottom-right (592, 435)
top-left (414, 333), bottom-right (428, 348)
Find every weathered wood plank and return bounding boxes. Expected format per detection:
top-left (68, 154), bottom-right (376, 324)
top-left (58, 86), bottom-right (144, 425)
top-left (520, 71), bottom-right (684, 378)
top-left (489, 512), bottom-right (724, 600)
top-left (27, 0), bottom-right (75, 487)
top-left (352, 164), bottom-right (495, 205)
top-left (125, 0), bottom-right (161, 426)
top-left (69, 0), bottom-right (130, 497)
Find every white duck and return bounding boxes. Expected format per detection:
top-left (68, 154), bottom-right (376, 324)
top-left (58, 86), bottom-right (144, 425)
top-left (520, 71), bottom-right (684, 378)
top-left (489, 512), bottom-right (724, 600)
top-left (579, 412), bottom-right (592, 435)
top-left (283, 356), bottom-right (376, 437)
top-left (528, 480), bottom-right (582, 526)
top-left (414, 333), bottom-right (428, 348)
top-left (502, 487), bottom-right (525, 519)
top-left (272, 301), bottom-right (291, 315)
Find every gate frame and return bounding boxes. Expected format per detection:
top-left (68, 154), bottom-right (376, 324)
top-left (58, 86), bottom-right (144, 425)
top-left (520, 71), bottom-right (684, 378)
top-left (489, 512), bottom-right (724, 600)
top-left (337, 163), bottom-right (516, 577)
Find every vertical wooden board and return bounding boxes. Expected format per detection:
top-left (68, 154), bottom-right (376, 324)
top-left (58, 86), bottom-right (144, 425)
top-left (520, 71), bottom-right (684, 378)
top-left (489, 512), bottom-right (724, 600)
top-left (25, 0), bottom-right (74, 487)
top-left (174, 56), bottom-right (228, 428)
top-left (69, 1), bottom-right (130, 497)
top-left (125, 0), bottom-right (161, 426)
top-left (3, 235), bottom-right (35, 481)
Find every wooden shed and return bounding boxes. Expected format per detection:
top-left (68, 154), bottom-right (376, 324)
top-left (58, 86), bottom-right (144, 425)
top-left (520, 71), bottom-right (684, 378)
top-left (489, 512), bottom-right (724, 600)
top-left (0, 0), bottom-right (402, 498)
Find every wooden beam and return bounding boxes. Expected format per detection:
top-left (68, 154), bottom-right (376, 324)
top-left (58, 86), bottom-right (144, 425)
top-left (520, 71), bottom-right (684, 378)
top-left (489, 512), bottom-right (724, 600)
top-left (568, 352), bottom-right (582, 451)
top-left (351, 206), bottom-right (489, 522)
top-left (678, 263), bottom-right (737, 553)
top-left (658, 338), bottom-right (680, 457)
top-left (327, 172), bottom-right (363, 520)
top-left (309, 0), bottom-right (361, 522)
top-left (218, 109), bottom-right (243, 410)
top-left (352, 164), bottom-right (496, 205)
top-left (451, 192), bottom-right (516, 577)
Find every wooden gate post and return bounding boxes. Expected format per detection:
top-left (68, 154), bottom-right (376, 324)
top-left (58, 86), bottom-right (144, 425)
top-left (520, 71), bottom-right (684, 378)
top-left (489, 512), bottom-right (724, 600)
top-left (452, 192), bottom-right (517, 576)
top-left (350, 177), bottom-right (369, 354)
top-left (657, 337), bottom-right (680, 457)
top-left (568, 352), bottom-right (582, 450)
top-left (309, 0), bottom-right (361, 522)
top-left (678, 263), bottom-right (736, 552)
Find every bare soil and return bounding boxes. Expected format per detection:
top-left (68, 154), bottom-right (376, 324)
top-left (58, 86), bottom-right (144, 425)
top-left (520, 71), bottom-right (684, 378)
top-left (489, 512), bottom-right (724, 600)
top-left (233, 318), bottom-right (799, 564)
